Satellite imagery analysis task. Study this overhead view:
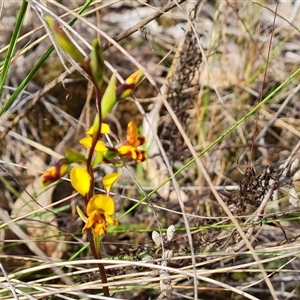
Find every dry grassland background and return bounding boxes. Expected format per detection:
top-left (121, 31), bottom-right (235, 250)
top-left (1, 0), bottom-right (300, 299)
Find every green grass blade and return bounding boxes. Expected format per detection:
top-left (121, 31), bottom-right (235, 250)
top-left (0, 0), bottom-right (93, 117)
top-left (0, 0), bottom-right (28, 97)
top-left (119, 66), bottom-right (300, 220)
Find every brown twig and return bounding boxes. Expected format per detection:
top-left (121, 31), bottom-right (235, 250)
top-left (229, 181), bottom-right (277, 252)
top-left (102, 0), bottom-right (187, 50)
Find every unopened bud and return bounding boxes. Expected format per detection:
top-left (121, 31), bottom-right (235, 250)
top-left (40, 158), bottom-right (69, 187)
top-left (116, 70), bottom-right (143, 99)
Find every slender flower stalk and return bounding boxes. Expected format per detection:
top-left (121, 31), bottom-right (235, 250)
top-left (40, 19), bottom-right (146, 297)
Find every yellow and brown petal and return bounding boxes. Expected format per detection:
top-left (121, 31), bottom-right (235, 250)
top-left (116, 70), bottom-right (143, 99)
top-left (117, 145), bottom-right (146, 162)
top-left (40, 158), bottom-right (69, 186)
top-left (115, 121), bottom-right (146, 162)
top-left (126, 121), bottom-right (145, 147)
top-left (83, 210), bottom-right (107, 235)
top-left (83, 194), bottom-right (117, 236)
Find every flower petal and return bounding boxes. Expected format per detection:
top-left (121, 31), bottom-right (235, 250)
top-left (117, 145), bottom-right (146, 162)
top-left (86, 194), bottom-right (115, 215)
top-left (117, 145), bottom-right (134, 157)
top-left (79, 136), bottom-right (92, 148)
top-left (70, 166), bottom-right (91, 196)
top-left (79, 136), bottom-right (108, 152)
top-left (126, 121), bottom-right (138, 146)
top-left (93, 220), bottom-right (106, 235)
top-left (82, 210), bottom-right (99, 232)
top-left (103, 172), bottom-right (120, 193)
top-left (86, 123), bottom-right (111, 135)
top-left (134, 150), bottom-right (146, 162)
top-left (135, 135), bottom-right (145, 147)
top-left (125, 121), bottom-right (145, 147)
top-left (95, 140), bottom-right (109, 152)
top-left (105, 214), bottom-right (118, 226)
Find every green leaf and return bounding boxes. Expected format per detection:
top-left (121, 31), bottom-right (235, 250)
top-left (65, 147), bottom-right (87, 164)
top-left (0, 0), bottom-right (28, 98)
top-left (76, 206), bottom-right (87, 223)
top-left (92, 113), bottom-right (100, 139)
top-left (90, 39), bottom-right (104, 88)
top-left (101, 73), bottom-right (117, 118)
top-left (45, 15), bottom-right (85, 63)
top-left (92, 151), bottom-right (104, 166)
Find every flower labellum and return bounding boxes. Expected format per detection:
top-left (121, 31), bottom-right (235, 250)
top-left (117, 121), bottom-right (146, 162)
top-left (83, 194), bottom-right (117, 236)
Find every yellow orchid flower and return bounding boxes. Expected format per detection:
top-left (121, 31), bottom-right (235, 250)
top-left (83, 194), bottom-right (117, 236)
top-left (117, 121), bottom-right (146, 162)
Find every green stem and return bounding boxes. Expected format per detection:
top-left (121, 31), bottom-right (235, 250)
top-left (0, 0), bottom-right (28, 97)
top-left (86, 86), bottom-right (103, 170)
